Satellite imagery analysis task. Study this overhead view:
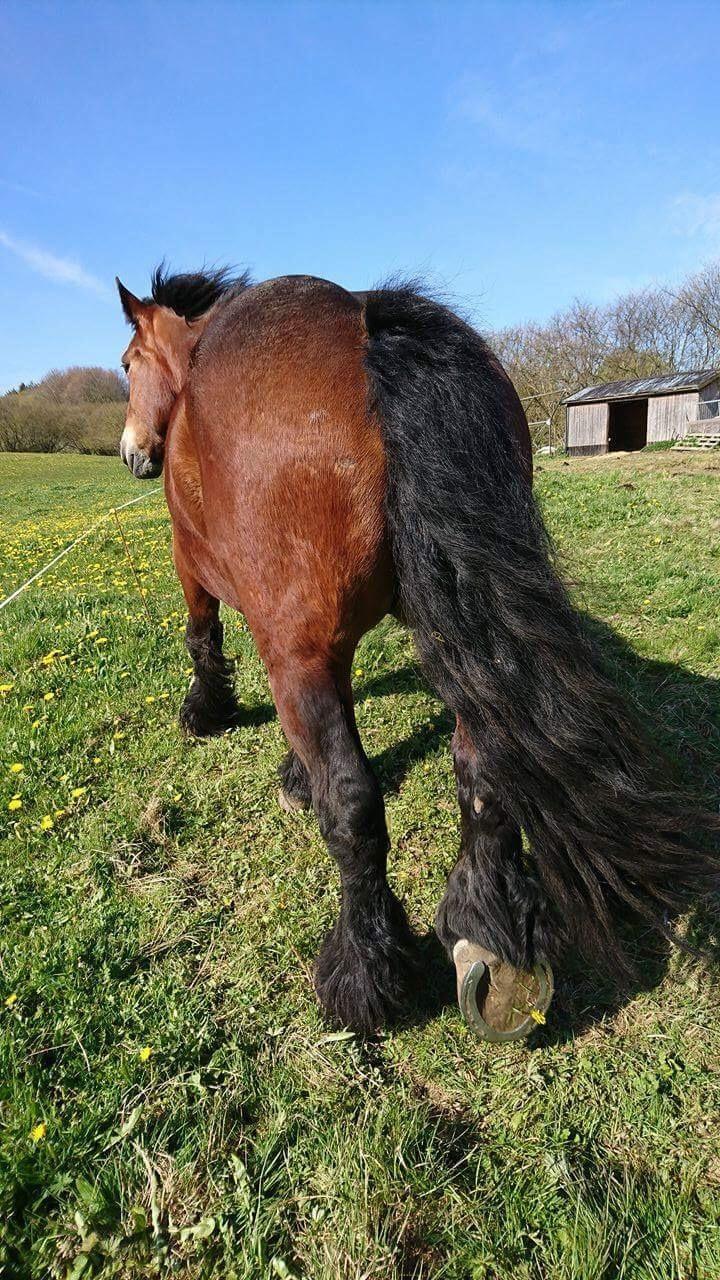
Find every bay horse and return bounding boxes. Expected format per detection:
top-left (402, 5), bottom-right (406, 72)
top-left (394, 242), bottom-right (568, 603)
top-left (116, 267), bottom-right (718, 1042)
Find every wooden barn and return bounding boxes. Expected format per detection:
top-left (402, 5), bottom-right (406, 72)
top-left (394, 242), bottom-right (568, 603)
top-left (564, 369), bottom-right (720, 456)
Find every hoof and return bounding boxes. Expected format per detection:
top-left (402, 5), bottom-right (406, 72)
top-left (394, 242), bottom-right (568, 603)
top-left (453, 940), bottom-right (553, 1043)
top-left (278, 787), bottom-right (306, 813)
top-left (314, 897), bottom-right (420, 1034)
top-left (277, 750), bottom-right (312, 811)
top-left (179, 691), bottom-right (240, 738)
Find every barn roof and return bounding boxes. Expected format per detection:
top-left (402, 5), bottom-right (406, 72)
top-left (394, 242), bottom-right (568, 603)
top-left (565, 369), bottom-right (719, 406)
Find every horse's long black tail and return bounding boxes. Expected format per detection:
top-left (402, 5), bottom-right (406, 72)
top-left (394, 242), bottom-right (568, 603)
top-left (363, 284), bottom-right (720, 972)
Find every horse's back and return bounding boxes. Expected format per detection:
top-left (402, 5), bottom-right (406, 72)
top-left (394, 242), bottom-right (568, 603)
top-left (168, 275), bottom-right (393, 663)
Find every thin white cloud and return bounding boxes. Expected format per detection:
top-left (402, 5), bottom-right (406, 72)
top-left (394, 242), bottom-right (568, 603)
top-left (671, 193), bottom-right (720, 242)
top-left (451, 72), bottom-right (576, 159)
top-left (0, 228), bottom-right (108, 297)
top-left (454, 81), bottom-right (548, 153)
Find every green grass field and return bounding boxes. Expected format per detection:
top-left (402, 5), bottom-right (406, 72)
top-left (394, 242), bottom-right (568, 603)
top-left (1, 449), bottom-right (720, 1279)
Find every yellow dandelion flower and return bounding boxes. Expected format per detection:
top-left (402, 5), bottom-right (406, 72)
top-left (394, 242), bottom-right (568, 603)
top-left (8, 798), bottom-right (22, 812)
top-left (31, 719), bottom-right (41, 729)
top-left (5, 993), bottom-right (18, 1008)
top-left (54, 809), bottom-right (66, 819)
top-left (39, 816), bottom-right (54, 832)
top-left (29, 1122), bottom-right (46, 1142)
top-left (0, 684), bottom-right (13, 695)
top-left (9, 763), bottom-right (24, 774)
top-left (43, 692), bottom-right (55, 702)
top-left (145, 696), bottom-right (155, 704)
top-left (138, 1045), bottom-right (153, 1062)
top-left (71, 787), bottom-right (87, 799)
top-left (530, 1008), bottom-right (547, 1026)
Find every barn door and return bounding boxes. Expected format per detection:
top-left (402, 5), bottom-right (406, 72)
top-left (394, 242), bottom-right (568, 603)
top-left (608, 399), bottom-right (648, 452)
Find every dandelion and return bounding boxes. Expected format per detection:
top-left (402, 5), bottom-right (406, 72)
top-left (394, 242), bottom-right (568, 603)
top-left (8, 798), bottom-right (22, 812)
top-left (530, 1008), bottom-right (547, 1026)
top-left (54, 808), bottom-right (66, 820)
top-left (9, 763), bottom-right (24, 774)
top-left (0, 683), bottom-right (13, 695)
top-left (138, 1045), bottom-right (153, 1062)
top-left (71, 787), bottom-right (87, 799)
top-left (5, 993), bottom-right (18, 1008)
top-left (29, 1122), bottom-right (46, 1142)
top-left (39, 815), bottom-right (54, 831)
top-left (43, 692), bottom-right (55, 702)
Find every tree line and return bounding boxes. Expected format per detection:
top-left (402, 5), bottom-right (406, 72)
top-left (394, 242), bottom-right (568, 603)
top-left (0, 367), bottom-right (127, 454)
top-left (492, 259), bottom-right (720, 447)
top-left (2, 258), bottom-right (719, 454)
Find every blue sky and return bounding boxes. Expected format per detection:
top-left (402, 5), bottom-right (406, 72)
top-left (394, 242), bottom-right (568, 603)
top-left (1, 0), bottom-right (719, 391)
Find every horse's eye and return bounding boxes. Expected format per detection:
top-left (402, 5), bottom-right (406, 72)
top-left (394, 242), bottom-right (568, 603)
top-left (122, 360), bottom-right (130, 374)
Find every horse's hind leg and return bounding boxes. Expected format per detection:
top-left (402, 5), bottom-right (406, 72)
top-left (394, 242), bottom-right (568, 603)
top-left (270, 656), bottom-right (418, 1032)
top-left (435, 718), bottom-right (556, 1040)
top-left (174, 536), bottom-right (240, 737)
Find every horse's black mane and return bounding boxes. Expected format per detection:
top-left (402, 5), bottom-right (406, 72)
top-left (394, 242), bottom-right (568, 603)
top-left (148, 263), bottom-right (252, 321)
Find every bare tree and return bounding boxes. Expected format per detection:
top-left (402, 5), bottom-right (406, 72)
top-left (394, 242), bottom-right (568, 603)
top-left (490, 257), bottom-right (720, 447)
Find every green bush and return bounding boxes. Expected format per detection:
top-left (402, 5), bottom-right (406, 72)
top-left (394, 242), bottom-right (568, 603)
top-left (0, 367), bottom-right (127, 455)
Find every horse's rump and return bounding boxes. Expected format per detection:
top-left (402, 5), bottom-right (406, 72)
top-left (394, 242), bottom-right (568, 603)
top-left (166, 276), bottom-right (394, 657)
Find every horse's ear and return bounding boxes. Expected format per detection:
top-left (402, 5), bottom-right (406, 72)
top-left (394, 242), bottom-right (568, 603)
top-left (116, 278), bottom-right (149, 327)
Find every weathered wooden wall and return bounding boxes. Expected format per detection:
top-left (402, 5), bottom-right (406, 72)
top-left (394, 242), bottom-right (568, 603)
top-left (647, 391), bottom-right (699, 442)
top-left (699, 379), bottom-right (720, 408)
top-left (566, 402), bottom-right (608, 453)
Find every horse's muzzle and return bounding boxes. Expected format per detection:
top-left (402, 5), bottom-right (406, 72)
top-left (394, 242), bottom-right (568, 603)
top-left (119, 438), bottom-right (162, 480)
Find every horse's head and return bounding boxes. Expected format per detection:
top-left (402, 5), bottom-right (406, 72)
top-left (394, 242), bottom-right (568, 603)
top-left (115, 278), bottom-right (204, 479)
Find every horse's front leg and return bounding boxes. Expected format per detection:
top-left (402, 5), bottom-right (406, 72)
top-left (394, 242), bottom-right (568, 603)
top-left (173, 534), bottom-right (241, 737)
top-left (269, 655), bottom-right (419, 1033)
